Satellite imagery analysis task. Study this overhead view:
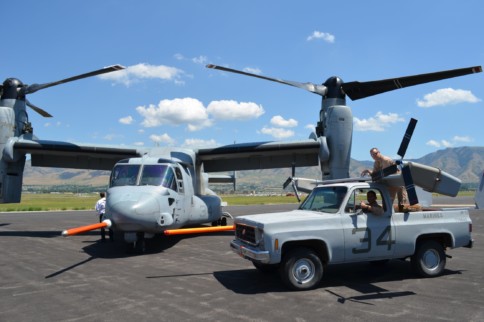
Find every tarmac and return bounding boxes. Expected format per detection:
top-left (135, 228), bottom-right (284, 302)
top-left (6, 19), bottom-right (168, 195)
top-left (0, 197), bottom-right (482, 321)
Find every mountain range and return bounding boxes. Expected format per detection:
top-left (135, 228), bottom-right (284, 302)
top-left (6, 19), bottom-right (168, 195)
top-left (22, 146), bottom-right (484, 190)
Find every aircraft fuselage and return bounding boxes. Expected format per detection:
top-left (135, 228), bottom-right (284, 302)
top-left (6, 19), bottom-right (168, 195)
top-left (104, 156), bottom-right (223, 242)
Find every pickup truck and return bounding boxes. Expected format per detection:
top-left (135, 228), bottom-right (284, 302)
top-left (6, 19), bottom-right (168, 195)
top-left (230, 179), bottom-right (474, 291)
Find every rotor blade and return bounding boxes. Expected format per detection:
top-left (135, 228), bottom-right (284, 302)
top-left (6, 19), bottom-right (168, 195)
top-left (397, 118), bottom-right (418, 158)
top-left (342, 66), bottom-right (482, 101)
top-left (23, 64), bottom-right (126, 95)
top-left (283, 177), bottom-right (293, 190)
top-left (26, 99), bottom-right (53, 117)
top-left (207, 64), bottom-right (327, 96)
top-left (402, 166), bottom-right (419, 205)
top-left (291, 182), bottom-right (301, 202)
top-left (371, 164), bottom-right (398, 181)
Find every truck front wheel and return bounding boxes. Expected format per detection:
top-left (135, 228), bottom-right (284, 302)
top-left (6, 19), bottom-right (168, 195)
top-left (411, 240), bottom-right (446, 277)
top-left (253, 261), bottom-right (279, 273)
top-left (280, 247), bottom-right (323, 291)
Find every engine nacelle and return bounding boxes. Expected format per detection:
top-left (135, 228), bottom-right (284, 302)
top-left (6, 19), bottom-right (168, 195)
top-left (323, 104), bottom-right (353, 179)
top-left (0, 105), bottom-right (24, 203)
top-left (0, 158), bottom-right (25, 203)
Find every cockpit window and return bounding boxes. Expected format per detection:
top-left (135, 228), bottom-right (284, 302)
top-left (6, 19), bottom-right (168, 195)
top-left (110, 164), bottom-right (178, 191)
top-left (110, 164), bottom-right (140, 187)
top-left (299, 186), bottom-right (348, 214)
top-left (140, 165), bottom-right (177, 191)
top-left (160, 167), bottom-right (176, 190)
top-left (139, 165), bottom-right (167, 186)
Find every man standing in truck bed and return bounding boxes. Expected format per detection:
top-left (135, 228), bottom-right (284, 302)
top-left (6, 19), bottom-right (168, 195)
top-left (361, 147), bottom-right (407, 210)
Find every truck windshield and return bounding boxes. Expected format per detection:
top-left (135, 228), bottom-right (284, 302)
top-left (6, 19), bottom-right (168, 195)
top-left (299, 186), bottom-right (347, 214)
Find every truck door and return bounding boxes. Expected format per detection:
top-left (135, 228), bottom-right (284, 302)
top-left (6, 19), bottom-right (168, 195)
top-left (342, 188), bottom-right (396, 261)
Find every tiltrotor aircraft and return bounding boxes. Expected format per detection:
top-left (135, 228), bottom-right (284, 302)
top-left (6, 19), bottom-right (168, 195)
top-left (0, 63), bottom-right (480, 251)
top-left (206, 64), bottom-right (482, 207)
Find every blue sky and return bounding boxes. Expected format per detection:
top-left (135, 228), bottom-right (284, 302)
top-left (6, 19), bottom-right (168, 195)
top-left (2, 0), bottom-right (483, 161)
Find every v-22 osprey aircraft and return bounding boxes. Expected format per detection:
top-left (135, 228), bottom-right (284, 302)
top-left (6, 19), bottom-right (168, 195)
top-left (0, 63), bottom-right (481, 252)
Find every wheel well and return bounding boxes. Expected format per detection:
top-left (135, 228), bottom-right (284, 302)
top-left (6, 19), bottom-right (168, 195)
top-left (416, 233), bottom-right (453, 249)
top-left (281, 240), bottom-right (329, 264)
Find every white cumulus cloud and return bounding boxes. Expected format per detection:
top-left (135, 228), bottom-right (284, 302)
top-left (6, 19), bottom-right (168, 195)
top-left (307, 31), bottom-right (335, 43)
top-left (150, 133), bottom-right (175, 146)
top-left (103, 134), bottom-right (123, 141)
top-left (182, 139), bottom-right (219, 149)
top-left (417, 88), bottom-right (481, 107)
top-left (453, 135), bottom-right (472, 143)
top-left (119, 116), bottom-right (134, 125)
top-left (243, 67), bottom-right (262, 75)
top-left (136, 98), bottom-right (212, 131)
top-left (270, 115), bottom-right (298, 128)
top-left (426, 135), bottom-right (473, 148)
top-left (136, 98), bottom-right (265, 131)
top-left (207, 100), bottom-right (265, 120)
top-left (98, 63), bottom-right (184, 86)
top-left (259, 127), bottom-right (295, 139)
top-left (192, 56), bottom-right (208, 65)
top-left (354, 112), bottom-right (405, 131)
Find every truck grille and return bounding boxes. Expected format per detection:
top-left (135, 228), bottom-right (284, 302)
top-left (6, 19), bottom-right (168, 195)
top-left (235, 224), bottom-right (257, 245)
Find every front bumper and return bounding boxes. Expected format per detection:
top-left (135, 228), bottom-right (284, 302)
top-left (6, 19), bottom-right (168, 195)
top-left (230, 239), bottom-right (270, 263)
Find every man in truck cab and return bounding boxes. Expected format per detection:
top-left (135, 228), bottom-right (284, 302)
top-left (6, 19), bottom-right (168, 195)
top-left (360, 190), bottom-right (384, 216)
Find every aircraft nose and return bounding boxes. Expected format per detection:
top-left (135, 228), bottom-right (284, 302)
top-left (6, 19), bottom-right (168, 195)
top-left (106, 187), bottom-right (169, 231)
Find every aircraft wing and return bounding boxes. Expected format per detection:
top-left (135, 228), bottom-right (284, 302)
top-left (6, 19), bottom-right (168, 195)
top-left (197, 139), bottom-right (321, 172)
top-left (6, 138), bottom-right (144, 170)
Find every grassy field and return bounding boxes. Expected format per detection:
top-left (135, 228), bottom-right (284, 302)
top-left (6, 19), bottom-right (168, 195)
top-left (0, 193), bottom-right (299, 212)
top-left (0, 191), bottom-right (475, 212)
top-left (0, 193), bottom-right (100, 212)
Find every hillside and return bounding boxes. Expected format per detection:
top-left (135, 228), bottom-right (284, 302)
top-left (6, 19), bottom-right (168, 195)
top-left (21, 146), bottom-right (484, 190)
top-left (415, 146), bottom-right (484, 183)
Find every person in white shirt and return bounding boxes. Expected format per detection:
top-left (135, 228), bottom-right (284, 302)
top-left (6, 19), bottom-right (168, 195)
top-left (95, 192), bottom-right (111, 241)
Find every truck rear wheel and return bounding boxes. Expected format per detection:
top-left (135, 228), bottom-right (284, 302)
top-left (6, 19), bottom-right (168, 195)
top-left (411, 240), bottom-right (446, 277)
top-left (279, 247), bottom-right (323, 291)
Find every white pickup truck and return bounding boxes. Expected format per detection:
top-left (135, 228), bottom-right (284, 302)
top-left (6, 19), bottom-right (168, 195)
top-left (230, 179), bottom-right (474, 291)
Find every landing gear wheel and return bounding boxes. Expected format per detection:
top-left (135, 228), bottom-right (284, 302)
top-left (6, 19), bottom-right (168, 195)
top-left (134, 232), bottom-right (146, 253)
top-left (279, 247), bottom-right (323, 291)
top-left (134, 238), bottom-right (145, 254)
top-left (220, 217), bottom-right (227, 226)
top-left (411, 240), bottom-right (446, 277)
top-left (212, 213), bottom-right (233, 226)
